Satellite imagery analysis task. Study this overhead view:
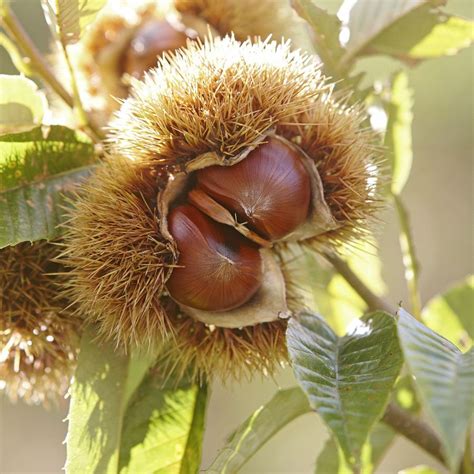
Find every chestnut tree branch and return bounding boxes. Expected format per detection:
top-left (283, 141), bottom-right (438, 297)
top-left (382, 402), bottom-right (446, 467)
top-left (1, 4), bottom-right (73, 107)
top-left (322, 251), bottom-right (396, 314)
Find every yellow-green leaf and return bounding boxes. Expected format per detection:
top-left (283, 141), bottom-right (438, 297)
top-left (42, 0), bottom-right (106, 45)
top-left (422, 276), bottom-right (473, 351)
top-left (66, 326), bottom-right (208, 474)
top-left (367, 9), bottom-right (474, 63)
top-left (205, 388), bottom-right (311, 473)
top-left (0, 125), bottom-right (96, 247)
top-left (397, 308), bottom-right (474, 472)
top-left (384, 71), bottom-right (414, 195)
top-left (0, 75), bottom-right (47, 132)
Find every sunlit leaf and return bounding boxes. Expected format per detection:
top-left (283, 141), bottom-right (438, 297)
top-left (384, 71), bottom-right (413, 195)
top-left (397, 308), bottom-right (474, 472)
top-left (366, 8), bottom-right (474, 64)
top-left (42, 0), bottom-right (106, 45)
top-left (422, 276), bottom-right (473, 351)
top-left (205, 387), bottom-right (311, 473)
top-left (0, 75), bottom-right (46, 132)
top-left (66, 326), bottom-right (207, 474)
top-left (287, 311), bottom-right (403, 468)
top-left (338, 0), bottom-right (444, 65)
top-left (291, 0), bottom-right (345, 77)
top-left (119, 374), bottom-right (208, 474)
top-left (0, 125), bottom-right (96, 247)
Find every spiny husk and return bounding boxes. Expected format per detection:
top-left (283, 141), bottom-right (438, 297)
top-left (68, 0), bottom-right (171, 123)
top-left (68, 0), bottom-right (309, 126)
top-left (61, 154), bottom-right (288, 350)
top-left (111, 36), bottom-right (382, 246)
top-left (157, 298), bottom-right (288, 383)
top-left (276, 96), bottom-right (384, 247)
top-left (60, 157), bottom-right (178, 351)
top-left (174, 0), bottom-right (311, 48)
top-left (64, 37), bottom-right (383, 381)
top-left (110, 37), bottom-right (329, 164)
top-left (0, 241), bottom-right (79, 405)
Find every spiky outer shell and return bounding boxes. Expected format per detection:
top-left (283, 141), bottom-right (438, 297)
top-left (111, 37), bottom-right (382, 244)
top-left (0, 241), bottom-right (79, 405)
top-left (68, 0), bottom-right (311, 126)
top-left (60, 158), bottom-right (177, 351)
top-left (64, 37), bottom-right (383, 380)
top-left (173, 0), bottom-right (311, 49)
top-left (158, 298), bottom-right (288, 383)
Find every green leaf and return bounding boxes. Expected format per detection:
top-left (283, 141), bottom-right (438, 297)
top-left (366, 8), bottom-right (474, 64)
top-left (291, 0), bottom-right (345, 77)
top-left (66, 326), bottom-right (208, 474)
top-left (0, 33), bottom-right (34, 76)
top-left (339, 0), bottom-right (444, 65)
top-left (384, 71), bottom-right (414, 195)
top-left (0, 75), bottom-right (46, 132)
top-left (397, 308), bottom-right (474, 472)
top-left (316, 423), bottom-right (395, 474)
top-left (0, 125), bottom-right (96, 247)
top-left (422, 276), bottom-right (474, 351)
top-left (42, 0), bottom-right (106, 45)
top-left (287, 311), bottom-right (403, 468)
top-left (315, 372), bottom-right (421, 474)
top-left (205, 387), bottom-right (311, 473)
top-left (119, 374), bottom-right (208, 474)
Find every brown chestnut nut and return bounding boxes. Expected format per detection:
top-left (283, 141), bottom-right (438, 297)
top-left (166, 204), bottom-right (262, 312)
top-left (122, 19), bottom-right (192, 79)
top-left (196, 137), bottom-right (311, 240)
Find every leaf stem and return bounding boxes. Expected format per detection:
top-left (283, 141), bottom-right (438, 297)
top-left (323, 251), bottom-right (396, 314)
top-left (381, 402), bottom-right (446, 466)
top-left (1, 4), bottom-right (73, 107)
top-left (393, 194), bottom-right (423, 320)
top-left (59, 40), bottom-right (103, 142)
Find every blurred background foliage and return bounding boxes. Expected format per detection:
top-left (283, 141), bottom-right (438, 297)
top-left (0, 0), bottom-right (472, 472)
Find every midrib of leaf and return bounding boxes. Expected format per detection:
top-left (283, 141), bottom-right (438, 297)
top-left (333, 337), bottom-right (354, 460)
top-left (205, 388), bottom-right (310, 473)
top-left (220, 408), bottom-right (261, 474)
top-left (112, 360), bottom-right (136, 474)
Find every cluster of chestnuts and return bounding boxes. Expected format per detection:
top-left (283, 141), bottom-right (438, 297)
top-left (167, 136), bottom-right (312, 312)
top-left (0, 0), bottom-right (380, 406)
top-left (70, 0), bottom-right (308, 125)
top-left (62, 36), bottom-right (381, 381)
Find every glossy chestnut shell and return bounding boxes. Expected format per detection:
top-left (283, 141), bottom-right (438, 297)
top-left (196, 136), bottom-right (311, 240)
top-left (166, 204), bottom-right (263, 311)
